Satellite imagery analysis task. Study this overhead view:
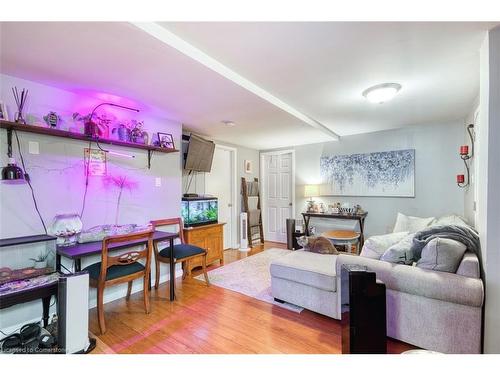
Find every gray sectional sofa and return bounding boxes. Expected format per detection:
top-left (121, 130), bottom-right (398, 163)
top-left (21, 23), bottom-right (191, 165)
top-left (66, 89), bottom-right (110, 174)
top-left (270, 249), bottom-right (484, 353)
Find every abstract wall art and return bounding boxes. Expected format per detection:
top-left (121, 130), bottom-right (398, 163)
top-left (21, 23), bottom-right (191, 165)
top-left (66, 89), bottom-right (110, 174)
top-left (320, 149), bottom-right (415, 197)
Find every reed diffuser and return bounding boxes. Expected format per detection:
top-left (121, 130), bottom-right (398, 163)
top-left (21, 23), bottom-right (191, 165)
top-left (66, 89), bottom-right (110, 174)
top-left (12, 87), bottom-right (28, 124)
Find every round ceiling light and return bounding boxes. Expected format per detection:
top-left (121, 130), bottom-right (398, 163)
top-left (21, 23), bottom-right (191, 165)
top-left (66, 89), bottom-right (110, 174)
top-left (362, 83), bottom-right (402, 104)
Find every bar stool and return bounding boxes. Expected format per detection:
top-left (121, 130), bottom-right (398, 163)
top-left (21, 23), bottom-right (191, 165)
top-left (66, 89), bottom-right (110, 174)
top-left (322, 230), bottom-right (360, 254)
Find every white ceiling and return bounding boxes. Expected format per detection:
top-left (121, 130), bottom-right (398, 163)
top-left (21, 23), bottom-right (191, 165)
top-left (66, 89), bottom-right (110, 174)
top-left (1, 22), bottom-right (497, 149)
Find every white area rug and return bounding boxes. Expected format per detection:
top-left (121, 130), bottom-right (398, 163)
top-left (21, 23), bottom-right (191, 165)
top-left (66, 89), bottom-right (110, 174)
top-left (195, 248), bottom-right (304, 313)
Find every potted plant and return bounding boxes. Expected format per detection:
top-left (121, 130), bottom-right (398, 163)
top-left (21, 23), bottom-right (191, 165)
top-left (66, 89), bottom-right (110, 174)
top-left (129, 120), bottom-right (148, 144)
top-left (30, 250), bottom-right (50, 269)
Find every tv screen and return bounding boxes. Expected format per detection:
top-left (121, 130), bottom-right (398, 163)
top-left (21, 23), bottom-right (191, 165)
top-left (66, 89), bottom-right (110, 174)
top-left (184, 134), bottom-right (215, 172)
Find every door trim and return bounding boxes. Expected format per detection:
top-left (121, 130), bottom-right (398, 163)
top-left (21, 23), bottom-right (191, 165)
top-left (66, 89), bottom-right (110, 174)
top-left (260, 149), bottom-right (296, 243)
top-left (214, 143), bottom-right (238, 249)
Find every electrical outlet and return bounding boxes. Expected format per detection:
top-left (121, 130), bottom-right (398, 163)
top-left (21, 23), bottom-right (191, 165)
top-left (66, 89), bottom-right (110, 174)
top-left (155, 177), bottom-right (162, 187)
top-left (28, 141), bottom-right (39, 155)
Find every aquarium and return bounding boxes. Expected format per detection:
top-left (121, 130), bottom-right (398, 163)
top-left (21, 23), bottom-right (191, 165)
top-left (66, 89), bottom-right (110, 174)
top-left (0, 235), bottom-right (57, 297)
top-left (181, 197), bottom-right (218, 227)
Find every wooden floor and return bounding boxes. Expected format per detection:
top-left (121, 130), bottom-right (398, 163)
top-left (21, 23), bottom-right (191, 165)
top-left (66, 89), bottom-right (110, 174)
top-left (89, 241), bottom-right (416, 354)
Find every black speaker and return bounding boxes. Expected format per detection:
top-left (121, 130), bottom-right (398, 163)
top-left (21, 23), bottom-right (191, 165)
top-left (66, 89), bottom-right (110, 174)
top-left (341, 264), bottom-right (387, 354)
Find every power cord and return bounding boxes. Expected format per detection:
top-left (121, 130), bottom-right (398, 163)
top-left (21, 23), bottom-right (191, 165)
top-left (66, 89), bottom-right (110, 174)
top-left (80, 139), bottom-right (92, 220)
top-left (14, 130), bottom-right (47, 234)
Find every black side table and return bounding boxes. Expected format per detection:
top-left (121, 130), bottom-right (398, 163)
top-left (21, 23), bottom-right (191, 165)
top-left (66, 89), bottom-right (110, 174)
top-left (0, 279), bottom-right (58, 328)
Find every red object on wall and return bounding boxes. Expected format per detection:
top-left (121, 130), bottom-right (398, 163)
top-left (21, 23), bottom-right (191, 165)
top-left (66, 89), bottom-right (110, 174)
top-left (457, 174), bottom-right (465, 184)
top-left (460, 145), bottom-right (469, 155)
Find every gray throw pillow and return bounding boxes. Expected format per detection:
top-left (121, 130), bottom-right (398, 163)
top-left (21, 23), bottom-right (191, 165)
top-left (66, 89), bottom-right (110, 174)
top-left (416, 238), bottom-right (467, 273)
top-left (380, 234), bottom-right (416, 265)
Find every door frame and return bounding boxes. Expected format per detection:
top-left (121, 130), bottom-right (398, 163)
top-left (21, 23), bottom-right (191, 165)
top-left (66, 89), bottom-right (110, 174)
top-left (260, 149), bottom-right (296, 243)
top-left (213, 143), bottom-right (238, 249)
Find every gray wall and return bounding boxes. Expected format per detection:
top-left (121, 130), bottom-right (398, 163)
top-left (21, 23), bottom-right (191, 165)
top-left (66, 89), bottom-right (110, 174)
top-left (264, 121), bottom-right (466, 238)
top-left (181, 131), bottom-right (260, 245)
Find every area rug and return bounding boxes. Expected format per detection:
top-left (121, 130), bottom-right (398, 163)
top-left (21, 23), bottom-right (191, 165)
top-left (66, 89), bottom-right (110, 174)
top-left (195, 248), bottom-right (304, 313)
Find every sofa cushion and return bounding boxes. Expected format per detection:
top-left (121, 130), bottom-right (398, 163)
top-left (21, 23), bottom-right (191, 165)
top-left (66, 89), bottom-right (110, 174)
top-left (380, 233), bottom-right (416, 265)
top-left (270, 250), bottom-right (338, 292)
top-left (393, 212), bottom-right (435, 233)
top-left (335, 254), bottom-right (484, 307)
top-left (431, 214), bottom-right (470, 228)
top-left (361, 231), bottom-right (409, 260)
top-left (416, 238), bottom-right (467, 273)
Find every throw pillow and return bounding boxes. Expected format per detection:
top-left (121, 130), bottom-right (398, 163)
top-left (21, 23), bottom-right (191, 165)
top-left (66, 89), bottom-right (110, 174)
top-left (416, 238), bottom-right (467, 273)
top-left (393, 212), bottom-right (435, 233)
top-left (380, 233), bottom-right (416, 265)
top-left (297, 236), bottom-right (339, 255)
top-left (431, 214), bottom-right (470, 228)
top-left (360, 231), bottom-right (409, 260)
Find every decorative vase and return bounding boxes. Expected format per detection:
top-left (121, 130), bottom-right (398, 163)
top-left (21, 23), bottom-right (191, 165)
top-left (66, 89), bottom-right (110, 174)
top-left (49, 213), bottom-right (83, 246)
top-left (112, 125), bottom-right (131, 142)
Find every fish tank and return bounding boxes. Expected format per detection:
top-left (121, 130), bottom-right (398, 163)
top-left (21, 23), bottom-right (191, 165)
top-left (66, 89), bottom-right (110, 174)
top-left (181, 196), bottom-right (218, 227)
top-left (0, 235), bottom-right (57, 297)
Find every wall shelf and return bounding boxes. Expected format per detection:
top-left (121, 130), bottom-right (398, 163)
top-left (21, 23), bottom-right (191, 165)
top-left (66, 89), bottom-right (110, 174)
top-left (0, 120), bottom-right (178, 169)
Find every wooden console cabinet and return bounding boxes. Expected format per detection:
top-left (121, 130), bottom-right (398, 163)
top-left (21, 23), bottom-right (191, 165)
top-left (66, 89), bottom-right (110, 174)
top-left (183, 223), bottom-right (225, 275)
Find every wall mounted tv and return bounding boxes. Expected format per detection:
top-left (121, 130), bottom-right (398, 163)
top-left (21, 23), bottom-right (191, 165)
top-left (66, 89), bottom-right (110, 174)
top-left (184, 134), bottom-right (216, 172)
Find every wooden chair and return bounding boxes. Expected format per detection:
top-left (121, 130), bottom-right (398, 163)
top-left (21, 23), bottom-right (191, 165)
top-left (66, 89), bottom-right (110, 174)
top-left (150, 218), bottom-right (210, 295)
top-left (83, 229), bottom-right (154, 334)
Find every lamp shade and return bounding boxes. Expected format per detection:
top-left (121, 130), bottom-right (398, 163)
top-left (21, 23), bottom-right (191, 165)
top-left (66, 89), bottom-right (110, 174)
top-left (1, 158), bottom-right (25, 183)
top-left (304, 184), bottom-right (320, 198)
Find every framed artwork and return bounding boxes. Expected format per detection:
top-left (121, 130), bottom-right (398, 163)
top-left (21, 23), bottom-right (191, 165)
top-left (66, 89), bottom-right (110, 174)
top-left (244, 160), bottom-right (253, 174)
top-left (157, 132), bottom-right (175, 149)
top-left (84, 148), bottom-right (107, 177)
top-left (320, 149), bottom-right (415, 197)
top-left (0, 101), bottom-right (9, 121)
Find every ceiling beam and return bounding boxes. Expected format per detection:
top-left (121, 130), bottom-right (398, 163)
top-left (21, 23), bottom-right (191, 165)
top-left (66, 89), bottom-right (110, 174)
top-left (131, 22), bottom-right (340, 141)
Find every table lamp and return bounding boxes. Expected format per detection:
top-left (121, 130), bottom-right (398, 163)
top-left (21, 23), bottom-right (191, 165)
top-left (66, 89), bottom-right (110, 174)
top-left (304, 184), bottom-right (320, 212)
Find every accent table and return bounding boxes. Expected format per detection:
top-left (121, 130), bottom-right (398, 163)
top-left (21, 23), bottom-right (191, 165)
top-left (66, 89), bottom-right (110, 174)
top-left (301, 211), bottom-right (368, 248)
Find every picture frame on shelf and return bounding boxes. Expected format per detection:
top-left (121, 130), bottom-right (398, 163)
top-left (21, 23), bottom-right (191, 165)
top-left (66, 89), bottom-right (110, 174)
top-left (0, 101), bottom-right (9, 121)
top-left (156, 132), bottom-right (175, 149)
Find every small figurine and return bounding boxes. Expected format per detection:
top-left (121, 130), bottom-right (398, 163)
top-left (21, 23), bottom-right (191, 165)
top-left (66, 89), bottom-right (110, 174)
top-left (43, 111), bottom-right (61, 128)
top-left (355, 204), bottom-right (365, 214)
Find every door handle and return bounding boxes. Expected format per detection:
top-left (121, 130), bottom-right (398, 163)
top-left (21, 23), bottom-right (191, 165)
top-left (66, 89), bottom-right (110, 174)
top-left (289, 203), bottom-right (293, 206)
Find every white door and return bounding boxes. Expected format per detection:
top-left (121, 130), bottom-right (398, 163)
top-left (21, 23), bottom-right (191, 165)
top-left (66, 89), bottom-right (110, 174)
top-left (206, 146), bottom-right (234, 249)
top-left (263, 152), bottom-right (294, 243)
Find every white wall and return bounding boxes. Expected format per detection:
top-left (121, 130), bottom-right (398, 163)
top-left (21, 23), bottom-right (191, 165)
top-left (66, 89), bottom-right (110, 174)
top-left (0, 74), bottom-right (183, 334)
top-left (264, 121), bottom-right (466, 238)
top-left (478, 26), bottom-right (500, 354)
top-left (463, 100), bottom-right (479, 226)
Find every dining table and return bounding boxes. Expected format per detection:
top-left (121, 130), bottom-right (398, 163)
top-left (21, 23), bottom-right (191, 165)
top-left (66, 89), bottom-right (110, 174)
top-left (56, 230), bottom-right (179, 301)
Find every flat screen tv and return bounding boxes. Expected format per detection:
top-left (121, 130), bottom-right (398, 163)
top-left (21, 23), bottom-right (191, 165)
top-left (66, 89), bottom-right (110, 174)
top-left (184, 134), bottom-right (215, 172)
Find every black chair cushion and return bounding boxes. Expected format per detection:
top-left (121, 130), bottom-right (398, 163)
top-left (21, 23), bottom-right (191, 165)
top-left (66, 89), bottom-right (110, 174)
top-left (159, 243), bottom-right (205, 260)
top-left (83, 261), bottom-right (145, 281)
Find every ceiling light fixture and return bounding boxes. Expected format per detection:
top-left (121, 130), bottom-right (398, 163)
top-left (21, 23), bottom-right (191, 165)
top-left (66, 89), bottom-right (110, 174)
top-left (362, 83), bottom-right (402, 104)
top-left (222, 121), bottom-right (236, 127)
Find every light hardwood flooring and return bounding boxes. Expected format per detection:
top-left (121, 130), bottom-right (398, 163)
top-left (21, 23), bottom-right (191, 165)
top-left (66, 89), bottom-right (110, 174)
top-left (89, 241), bottom-right (416, 354)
